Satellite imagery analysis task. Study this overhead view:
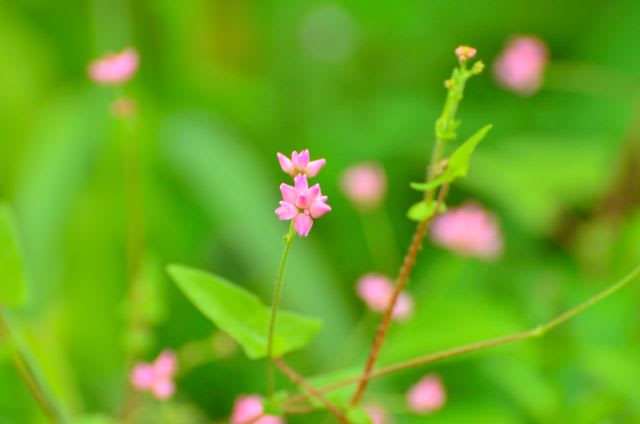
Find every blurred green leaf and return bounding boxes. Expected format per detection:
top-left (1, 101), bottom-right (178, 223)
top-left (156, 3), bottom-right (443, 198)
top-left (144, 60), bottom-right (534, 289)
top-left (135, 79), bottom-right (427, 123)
top-left (411, 124), bottom-right (492, 192)
top-left (72, 415), bottom-right (116, 424)
top-left (346, 406), bottom-right (372, 423)
top-left (168, 264), bottom-right (322, 359)
top-left (407, 200), bottom-right (447, 222)
top-left (0, 204), bottom-right (27, 307)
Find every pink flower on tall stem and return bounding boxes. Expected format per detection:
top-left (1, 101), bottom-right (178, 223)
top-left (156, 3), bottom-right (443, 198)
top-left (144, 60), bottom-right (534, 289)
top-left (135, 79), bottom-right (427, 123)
top-left (88, 48), bottom-right (139, 85)
top-left (340, 163), bottom-right (387, 210)
top-left (356, 274), bottom-right (414, 321)
top-left (494, 36), bottom-right (548, 95)
top-left (277, 150), bottom-right (326, 177)
top-left (231, 395), bottom-right (284, 424)
top-left (275, 174), bottom-right (331, 237)
top-left (130, 349), bottom-right (177, 400)
top-left (406, 374), bottom-right (446, 414)
top-left (430, 203), bottom-right (503, 260)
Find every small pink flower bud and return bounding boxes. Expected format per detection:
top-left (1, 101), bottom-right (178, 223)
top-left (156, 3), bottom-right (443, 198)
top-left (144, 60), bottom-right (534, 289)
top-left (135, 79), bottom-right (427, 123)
top-left (406, 374), bottom-right (446, 414)
top-left (455, 45), bottom-right (477, 62)
top-left (129, 349), bottom-right (178, 400)
top-left (365, 403), bottom-right (391, 424)
top-left (494, 36), bottom-right (548, 95)
top-left (430, 203), bottom-right (503, 260)
top-left (275, 174), bottom-right (331, 237)
top-left (356, 274), bottom-right (414, 322)
top-left (88, 48), bottom-right (139, 85)
top-left (277, 150), bottom-right (326, 177)
top-left (340, 163), bottom-right (387, 209)
top-left (231, 395), bottom-right (284, 424)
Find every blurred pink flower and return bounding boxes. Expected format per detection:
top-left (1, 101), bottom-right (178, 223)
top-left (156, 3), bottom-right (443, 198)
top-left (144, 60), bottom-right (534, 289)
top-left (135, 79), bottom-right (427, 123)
top-left (406, 374), bottom-right (446, 414)
top-left (431, 203), bottom-right (503, 260)
top-left (131, 349), bottom-right (177, 400)
top-left (365, 403), bottom-right (391, 424)
top-left (356, 274), bottom-right (414, 321)
top-left (494, 36), bottom-right (548, 95)
top-left (340, 163), bottom-right (387, 209)
top-left (231, 395), bottom-right (284, 424)
top-left (277, 150), bottom-right (326, 178)
top-left (275, 174), bottom-right (331, 237)
top-left (455, 45), bottom-right (477, 62)
top-left (88, 48), bottom-right (139, 85)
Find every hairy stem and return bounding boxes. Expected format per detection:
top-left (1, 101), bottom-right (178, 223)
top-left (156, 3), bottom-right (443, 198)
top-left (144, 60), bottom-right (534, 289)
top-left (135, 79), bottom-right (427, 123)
top-left (267, 222), bottom-right (296, 398)
top-left (351, 183), bottom-right (449, 405)
top-left (287, 263), bottom-right (640, 407)
top-left (275, 358), bottom-right (348, 423)
top-left (0, 309), bottom-right (67, 423)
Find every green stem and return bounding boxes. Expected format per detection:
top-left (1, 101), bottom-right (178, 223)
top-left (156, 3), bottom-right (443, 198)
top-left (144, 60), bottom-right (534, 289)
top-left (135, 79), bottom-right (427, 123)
top-left (266, 221), bottom-right (296, 398)
top-left (285, 263), bottom-right (640, 407)
top-left (0, 308), bottom-right (68, 423)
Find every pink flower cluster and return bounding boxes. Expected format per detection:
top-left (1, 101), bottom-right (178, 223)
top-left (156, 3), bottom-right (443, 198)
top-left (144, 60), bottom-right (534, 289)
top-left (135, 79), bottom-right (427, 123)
top-left (407, 374), bottom-right (446, 414)
top-left (340, 163), bottom-right (387, 210)
top-left (88, 47), bottom-right (139, 85)
top-left (455, 45), bottom-right (477, 62)
top-left (231, 395), bottom-right (283, 424)
top-left (430, 203), bottom-right (503, 260)
top-left (130, 350), bottom-right (177, 400)
top-left (275, 150), bottom-right (331, 237)
top-left (356, 274), bottom-right (413, 321)
top-left (494, 36), bottom-right (548, 95)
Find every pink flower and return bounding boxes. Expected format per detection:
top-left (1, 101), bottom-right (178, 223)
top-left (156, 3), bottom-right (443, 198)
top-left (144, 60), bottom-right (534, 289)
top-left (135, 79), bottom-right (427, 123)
top-left (430, 203), bottom-right (503, 260)
top-left (455, 45), bottom-right (477, 62)
top-left (494, 36), bottom-right (548, 95)
top-left (356, 274), bottom-right (414, 321)
top-left (88, 48), bottom-right (139, 85)
top-left (231, 395), bottom-right (284, 424)
top-left (340, 163), bottom-right (387, 209)
top-left (275, 174), bottom-right (331, 237)
top-left (406, 374), bottom-right (446, 414)
top-left (365, 403), bottom-right (391, 424)
top-left (130, 350), bottom-right (177, 400)
top-left (277, 150), bottom-right (326, 178)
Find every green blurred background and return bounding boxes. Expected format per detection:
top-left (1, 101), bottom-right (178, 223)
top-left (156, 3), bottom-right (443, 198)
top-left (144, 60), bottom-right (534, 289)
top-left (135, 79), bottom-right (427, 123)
top-left (2, 0), bottom-right (640, 422)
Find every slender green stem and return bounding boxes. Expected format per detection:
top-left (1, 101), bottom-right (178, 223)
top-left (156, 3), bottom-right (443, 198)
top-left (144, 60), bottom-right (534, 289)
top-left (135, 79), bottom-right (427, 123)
top-left (267, 221), bottom-right (296, 398)
top-left (0, 308), bottom-right (68, 423)
top-left (284, 263), bottom-right (640, 408)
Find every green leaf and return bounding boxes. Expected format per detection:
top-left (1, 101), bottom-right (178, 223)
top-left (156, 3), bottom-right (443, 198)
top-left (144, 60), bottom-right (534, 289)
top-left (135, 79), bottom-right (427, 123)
top-left (346, 406), bottom-right (373, 424)
top-left (407, 200), bottom-right (447, 222)
top-left (167, 264), bottom-right (322, 359)
top-left (0, 204), bottom-right (28, 307)
top-left (411, 124), bottom-right (492, 192)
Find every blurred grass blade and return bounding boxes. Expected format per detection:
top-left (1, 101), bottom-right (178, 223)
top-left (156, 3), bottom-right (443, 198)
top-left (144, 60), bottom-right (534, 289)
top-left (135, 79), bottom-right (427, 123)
top-left (0, 204), bottom-right (28, 307)
top-left (168, 264), bottom-right (322, 359)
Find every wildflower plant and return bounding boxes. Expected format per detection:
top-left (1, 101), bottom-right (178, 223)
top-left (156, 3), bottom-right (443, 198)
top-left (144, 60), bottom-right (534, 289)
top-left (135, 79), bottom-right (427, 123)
top-left (2, 46), bottom-right (640, 424)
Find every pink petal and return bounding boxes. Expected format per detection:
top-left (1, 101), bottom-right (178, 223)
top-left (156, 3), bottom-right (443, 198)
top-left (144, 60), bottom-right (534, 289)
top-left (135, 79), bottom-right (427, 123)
top-left (151, 379), bottom-right (175, 400)
top-left (154, 350), bottom-right (177, 378)
top-left (294, 174), bottom-right (309, 192)
top-left (88, 48), bottom-right (139, 85)
top-left (280, 183), bottom-right (298, 204)
top-left (493, 36), bottom-right (548, 95)
top-left (294, 149), bottom-right (310, 170)
top-left (340, 163), bottom-right (387, 208)
top-left (305, 158), bottom-right (326, 177)
top-left (231, 395), bottom-right (283, 424)
top-left (393, 292), bottom-right (414, 321)
top-left (365, 404), bottom-right (388, 424)
top-left (407, 374), bottom-right (446, 414)
top-left (277, 153), bottom-right (295, 175)
top-left (131, 364), bottom-right (155, 390)
top-left (294, 214), bottom-right (313, 237)
top-left (356, 274), bottom-right (393, 312)
top-left (309, 198), bottom-right (331, 218)
top-left (275, 201), bottom-right (297, 220)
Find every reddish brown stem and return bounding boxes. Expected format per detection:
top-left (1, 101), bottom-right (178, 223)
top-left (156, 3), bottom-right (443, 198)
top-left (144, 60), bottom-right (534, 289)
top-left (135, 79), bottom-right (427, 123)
top-left (275, 358), bottom-right (348, 423)
top-left (351, 184), bottom-right (450, 405)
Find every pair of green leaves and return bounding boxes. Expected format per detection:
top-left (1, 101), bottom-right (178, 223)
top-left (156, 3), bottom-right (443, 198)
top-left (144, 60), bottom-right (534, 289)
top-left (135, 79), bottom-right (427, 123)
top-left (412, 124), bottom-right (493, 194)
top-left (0, 204), bottom-right (28, 308)
top-left (168, 265), bottom-right (322, 359)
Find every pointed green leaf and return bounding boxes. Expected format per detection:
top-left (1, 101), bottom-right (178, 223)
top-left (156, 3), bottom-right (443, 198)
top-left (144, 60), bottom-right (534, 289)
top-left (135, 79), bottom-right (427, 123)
top-left (412, 124), bottom-right (492, 192)
top-left (167, 264), bottom-right (322, 359)
top-left (0, 204), bottom-right (28, 307)
top-left (407, 200), bottom-right (447, 222)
